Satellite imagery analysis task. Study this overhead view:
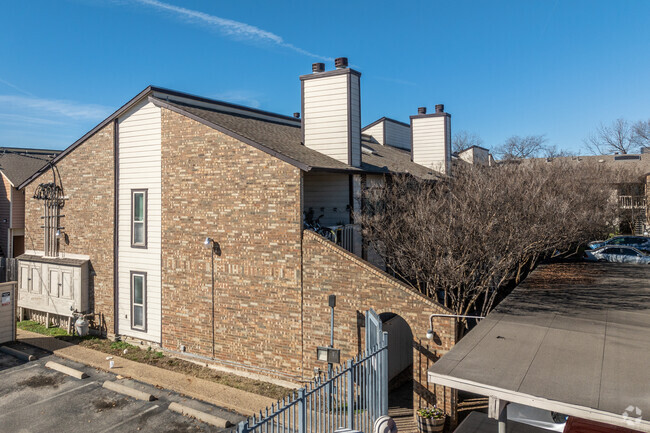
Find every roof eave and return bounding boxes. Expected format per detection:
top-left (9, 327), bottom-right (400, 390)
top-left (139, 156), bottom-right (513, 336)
top-left (18, 85), bottom-right (156, 190)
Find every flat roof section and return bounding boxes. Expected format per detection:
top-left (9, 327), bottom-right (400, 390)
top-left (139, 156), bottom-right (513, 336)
top-left (428, 262), bottom-right (650, 432)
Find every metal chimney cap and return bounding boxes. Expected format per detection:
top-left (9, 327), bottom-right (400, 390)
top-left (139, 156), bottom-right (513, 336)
top-left (312, 63), bottom-right (325, 73)
top-left (418, 107), bottom-right (427, 115)
top-left (435, 104), bottom-right (445, 113)
top-left (293, 112), bottom-right (301, 118)
top-left (334, 57), bottom-right (348, 69)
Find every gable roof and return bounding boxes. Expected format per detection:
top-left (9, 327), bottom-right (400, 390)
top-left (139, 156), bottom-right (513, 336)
top-left (19, 86), bottom-right (439, 188)
top-left (0, 148), bottom-right (60, 186)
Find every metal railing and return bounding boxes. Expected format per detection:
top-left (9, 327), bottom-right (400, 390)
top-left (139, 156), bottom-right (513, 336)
top-left (237, 333), bottom-right (389, 433)
top-left (331, 224), bottom-right (358, 254)
top-left (618, 195), bottom-right (647, 209)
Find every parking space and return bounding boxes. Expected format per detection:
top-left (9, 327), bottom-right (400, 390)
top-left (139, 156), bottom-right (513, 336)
top-left (0, 344), bottom-right (245, 433)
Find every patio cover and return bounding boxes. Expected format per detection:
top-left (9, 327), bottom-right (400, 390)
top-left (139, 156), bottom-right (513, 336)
top-left (428, 262), bottom-right (650, 432)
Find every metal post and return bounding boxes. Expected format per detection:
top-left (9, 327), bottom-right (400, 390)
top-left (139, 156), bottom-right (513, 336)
top-left (381, 331), bottom-right (389, 415)
top-left (211, 245), bottom-right (215, 359)
top-left (237, 420), bottom-right (247, 433)
top-left (347, 359), bottom-right (354, 429)
top-left (298, 388), bottom-right (306, 433)
top-left (498, 405), bottom-right (507, 433)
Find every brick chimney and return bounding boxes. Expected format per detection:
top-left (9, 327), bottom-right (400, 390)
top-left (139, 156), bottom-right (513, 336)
top-left (300, 58), bottom-right (362, 167)
top-left (410, 105), bottom-right (451, 175)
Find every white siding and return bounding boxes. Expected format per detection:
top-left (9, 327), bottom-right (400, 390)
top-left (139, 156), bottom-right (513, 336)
top-left (349, 75), bottom-right (361, 167)
top-left (363, 122), bottom-right (384, 145)
top-left (303, 173), bottom-right (350, 227)
top-left (117, 100), bottom-right (162, 343)
top-left (384, 121), bottom-right (411, 150)
top-left (412, 116), bottom-right (450, 175)
top-left (303, 73), bottom-right (361, 167)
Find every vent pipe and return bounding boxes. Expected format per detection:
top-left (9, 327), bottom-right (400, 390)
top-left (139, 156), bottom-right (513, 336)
top-left (335, 57), bottom-right (348, 69)
top-left (435, 104), bottom-right (445, 113)
top-left (418, 107), bottom-right (427, 115)
top-left (312, 63), bottom-right (325, 73)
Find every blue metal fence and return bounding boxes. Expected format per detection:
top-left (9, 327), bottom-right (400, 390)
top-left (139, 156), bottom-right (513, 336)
top-left (237, 332), bottom-right (389, 433)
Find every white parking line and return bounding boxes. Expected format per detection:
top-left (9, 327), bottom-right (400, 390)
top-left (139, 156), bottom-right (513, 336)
top-left (2, 362), bottom-right (40, 375)
top-left (0, 381), bottom-right (96, 419)
top-left (97, 404), bottom-right (160, 433)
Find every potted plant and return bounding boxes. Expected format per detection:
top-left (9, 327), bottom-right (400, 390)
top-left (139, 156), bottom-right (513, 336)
top-left (417, 406), bottom-right (446, 433)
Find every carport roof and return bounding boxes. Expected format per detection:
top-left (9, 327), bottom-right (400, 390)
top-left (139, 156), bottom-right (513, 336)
top-left (428, 262), bottom-right (650, 431)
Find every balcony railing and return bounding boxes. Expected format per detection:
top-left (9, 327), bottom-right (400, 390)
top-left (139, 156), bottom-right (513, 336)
top-left (330, 224), bottom-right (358, 254)
top-left (618, 195), bottom-right (647, 209)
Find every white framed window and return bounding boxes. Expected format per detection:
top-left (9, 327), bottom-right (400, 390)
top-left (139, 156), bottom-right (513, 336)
top-left (131, 272), bottom-right (146, 331)
top-left (131, 189), bottom-right (147, 248)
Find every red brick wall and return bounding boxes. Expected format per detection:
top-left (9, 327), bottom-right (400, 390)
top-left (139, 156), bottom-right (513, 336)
top-left (301, 230), bottom-right (457, 414)
top-left (23, 123), bottom-right (115, 334)
top-left (160, 108), bottom-right (305, 378)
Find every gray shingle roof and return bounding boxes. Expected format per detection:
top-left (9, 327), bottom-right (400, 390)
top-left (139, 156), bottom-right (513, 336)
top-left (153, 97), bottom-right (438, 179)
top-left (0, 148), bottom-right (60, 186)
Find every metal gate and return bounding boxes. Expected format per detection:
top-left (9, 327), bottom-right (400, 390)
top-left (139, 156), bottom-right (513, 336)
top-left (237, 310), bottom-right (389, 433)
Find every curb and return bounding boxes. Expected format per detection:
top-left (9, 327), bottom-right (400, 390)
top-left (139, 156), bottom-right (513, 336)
top-left (103, 381), bottom-right (156, 401)
top-left (168, 402), bottom-right (233, 428)
top-left (45, 361), bottom-right (88, 379)
top-left (0, 345), bottom-right (36, 361)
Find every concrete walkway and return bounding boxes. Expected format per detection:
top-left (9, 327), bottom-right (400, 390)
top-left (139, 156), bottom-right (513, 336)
top-left (17, 329), bottom-right (275, 416)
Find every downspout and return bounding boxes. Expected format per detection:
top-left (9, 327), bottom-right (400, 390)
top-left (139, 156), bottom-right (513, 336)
top-left (113, 118), bottom-right (119, 337)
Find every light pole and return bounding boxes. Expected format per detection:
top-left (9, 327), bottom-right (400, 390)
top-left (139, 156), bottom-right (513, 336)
top-left (204, 237), bottom-right (221, 358)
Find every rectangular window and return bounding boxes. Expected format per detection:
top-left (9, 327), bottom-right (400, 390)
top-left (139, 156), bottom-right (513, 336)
top-left (131, 190), bottom-right (147, 248)
top-left (131, 272), bottom-right (146, 331)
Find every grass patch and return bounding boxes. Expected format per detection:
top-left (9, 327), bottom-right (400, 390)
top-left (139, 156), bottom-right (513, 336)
top-left (18, 320), bottom-right (291, 400)
top-left (17, 320), bottom-right (69, 337)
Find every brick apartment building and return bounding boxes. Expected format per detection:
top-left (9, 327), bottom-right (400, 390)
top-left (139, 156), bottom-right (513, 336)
top-left (17, 59), bottom-right (458, 412)
top-left (0, 147), bottom-right (59, 259)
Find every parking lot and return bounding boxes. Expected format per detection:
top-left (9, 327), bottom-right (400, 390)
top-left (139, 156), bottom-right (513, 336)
top-left (0, 342), bottom-right (245, 433)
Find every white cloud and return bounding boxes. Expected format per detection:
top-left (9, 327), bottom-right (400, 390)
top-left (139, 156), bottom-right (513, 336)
top-left (132, 0), bottom-right (332, 61)
top-left (211, 90), bottom-right (263, 108)
top-left (0, 95), bottom-right (110, 120)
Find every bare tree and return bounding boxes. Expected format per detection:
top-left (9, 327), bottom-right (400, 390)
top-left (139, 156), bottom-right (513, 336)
top-left (633, 119), bottom-right (650, 149)
top-left (358, 162), bottom-right (627, 330)
top-left (543, 144), bottom-right (575, 159)
top-left (494, 134), bottom-right (547, 160)
top-left (453, 131), bottom-right (484, 154)
top-left (585, 118), bottom-right (639, 155)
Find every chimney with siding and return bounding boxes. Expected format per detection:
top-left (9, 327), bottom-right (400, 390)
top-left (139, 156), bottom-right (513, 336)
top-left (300, 58), bottom-right (362, 167)
top-left (410, 104), bottom-right (451, 175)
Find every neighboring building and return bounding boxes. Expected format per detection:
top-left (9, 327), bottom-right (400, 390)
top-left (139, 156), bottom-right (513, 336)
top-left (17, 59), bottom-right (457, 414)
top-left (527, 154), bottom-right (650, 234)
top-left (0, 148), bottom-right (59, 258)
top-left (456, 145), bottom-right (491, 166)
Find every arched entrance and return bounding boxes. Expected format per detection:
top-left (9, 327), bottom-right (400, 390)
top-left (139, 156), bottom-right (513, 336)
top-left (379, 312), bottom-right (415, 431)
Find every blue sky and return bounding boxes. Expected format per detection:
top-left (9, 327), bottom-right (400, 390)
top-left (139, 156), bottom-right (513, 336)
top-left (1, 0), bottom-right (649, 152)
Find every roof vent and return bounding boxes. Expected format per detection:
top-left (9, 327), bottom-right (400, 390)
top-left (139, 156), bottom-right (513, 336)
top-left (435, 104), bottom-right (445, 113)
top-left (418, 107), bottom-right (427, 115)
top-left (335, 57), bottom-right (348, 69)
top-left (312, 63), bottom-right (325, 73)
top-left (293, 112), bottom-right (300, 118)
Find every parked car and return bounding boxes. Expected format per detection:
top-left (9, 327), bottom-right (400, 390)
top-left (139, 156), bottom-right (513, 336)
top-left (588, 235), bottom-right (650, 251)
top-left (584, 245), bottom-right (650, 265)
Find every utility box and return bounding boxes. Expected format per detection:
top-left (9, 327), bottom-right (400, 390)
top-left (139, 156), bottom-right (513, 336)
top-left (17, 253), bottom-right (90, 325)
top-left (0, 282), bottom-right (16, 344)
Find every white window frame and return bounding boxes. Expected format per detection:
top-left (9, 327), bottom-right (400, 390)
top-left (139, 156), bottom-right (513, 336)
top-left (130, 271), bottom-right (147, 332)
top-left (131, 189), bottom-right (147, 248)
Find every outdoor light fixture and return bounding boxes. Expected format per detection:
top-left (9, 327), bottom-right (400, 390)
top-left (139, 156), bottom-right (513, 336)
top-left (317, 346), bottom-right (341, 364)
top-left (55, 229), bottom-right (62, 239)
top-left (426, 313), bottom-right (485, 340)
